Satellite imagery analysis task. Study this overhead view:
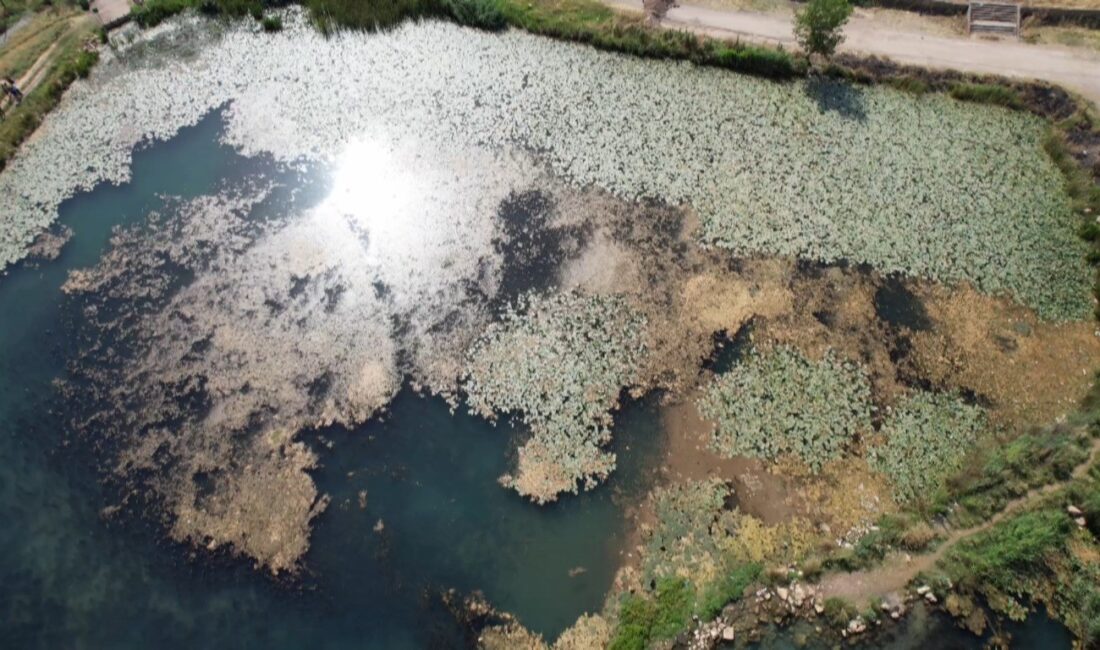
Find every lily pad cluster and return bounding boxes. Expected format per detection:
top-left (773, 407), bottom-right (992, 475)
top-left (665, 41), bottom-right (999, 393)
top-left (698, 346), bottom-right (874, 472)
top-left (868, 391), bottom-right (988, 503)
top-left (0, 11), bottom-right (1088, 319)
top-left (463, 290), bottom-right (647, 503)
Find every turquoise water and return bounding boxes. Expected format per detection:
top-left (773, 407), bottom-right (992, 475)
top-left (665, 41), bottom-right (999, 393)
top-left (0, 110), bottom-right (664, 648)
top-left (0, 109), bottom-right (1072, 648)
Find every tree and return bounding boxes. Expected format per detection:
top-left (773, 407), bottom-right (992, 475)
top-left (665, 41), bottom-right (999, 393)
top-left (794, 0), bottom-right (853, 60)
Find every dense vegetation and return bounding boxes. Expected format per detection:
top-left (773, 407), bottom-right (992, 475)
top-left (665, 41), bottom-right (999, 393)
top-left (699, 347), bottom-right (873, 472)
top-left (868, 392), bottom-right (988, 503)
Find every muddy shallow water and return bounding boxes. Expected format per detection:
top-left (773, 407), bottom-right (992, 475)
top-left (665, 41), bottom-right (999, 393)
top-left (0, 10), bottom-right (1095, 650)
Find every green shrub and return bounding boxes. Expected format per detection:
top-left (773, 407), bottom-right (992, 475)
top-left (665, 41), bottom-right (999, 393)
top-left (941, 430), bottom-right (1089, 526)
top-left (888, 76), bottom-right (928, 95)
top-left (609, 593), bottom-right (657, 650)
top-left (822, 597), bottom-right (858, 628)
top-left (72, 50), bottom-right (99, 79)
top-left (697, 562), bottom-right (762, 619)
top-left (944, 509), bottom-right (1071, 597)
top-left (446, 0), bottom-right (506, 30)
top-left (132, 0), bottom-right (199, 27)
top-left (652, 577), bottom-right (694, 640)
top-left (795, 0), bottom-right (852, 59)
top-left (261, 14), bottom-right (282, 31)
top-left (948, 82), bottom-right (1024, 110)
top-left (306, 0), bottom-right (447, 32)
top-left (711, 42), bottom-right (799, 78)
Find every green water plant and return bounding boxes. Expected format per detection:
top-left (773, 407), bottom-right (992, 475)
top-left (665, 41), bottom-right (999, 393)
top-left (868, 392), bottom-right (988, 503)
top-left (463, 291), bottom-right (647, 503)
top-left (699, 346), bottom-right (873, 472)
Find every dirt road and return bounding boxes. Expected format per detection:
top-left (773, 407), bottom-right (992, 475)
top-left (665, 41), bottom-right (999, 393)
top-left (604, 0), bottom-right (1100, 107)
top-left (817, 435), bottom-right (1100, 603)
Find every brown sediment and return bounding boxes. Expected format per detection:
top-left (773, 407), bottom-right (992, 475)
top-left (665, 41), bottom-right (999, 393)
top-left (905, 283), bottom-right (1100, 426)
top-left (661, 395), bottom-right (795, 525)
top-left (169, 429), bottom-right (330, 575)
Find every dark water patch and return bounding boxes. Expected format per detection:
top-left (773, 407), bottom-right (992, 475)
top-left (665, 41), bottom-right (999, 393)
top-left (804, 77), bottom-right (869, 123)
top-left (492, 189), bottom-right (587, 309)
top-left (875, 276), bottom-right (932, 331)
top-left (703, 321), bottom-right (755, 376)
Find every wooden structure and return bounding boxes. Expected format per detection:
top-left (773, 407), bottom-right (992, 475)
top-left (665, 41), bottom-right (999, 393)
top-left (967, 2), bottom-right (1022, 37)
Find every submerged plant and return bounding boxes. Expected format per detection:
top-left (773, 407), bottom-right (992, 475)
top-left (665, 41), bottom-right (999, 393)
top-left (464, 290), bottom-right (647, 503)
top-left (699, 346), bottom-right (873, 472)
top-left (868, 391), bottom-right (988, 503)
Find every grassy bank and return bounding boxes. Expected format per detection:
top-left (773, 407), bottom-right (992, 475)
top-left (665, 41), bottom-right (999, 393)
top-left (0, 8), bottom-right (97, 171)
top-left (131, 0), bottom-right (805, 78)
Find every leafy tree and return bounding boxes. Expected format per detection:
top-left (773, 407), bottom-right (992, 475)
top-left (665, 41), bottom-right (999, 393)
top-left (795, 0), bottom-right (852, 59)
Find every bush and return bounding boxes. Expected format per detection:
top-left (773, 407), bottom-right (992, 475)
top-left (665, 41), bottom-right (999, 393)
top-left (948, 82), bottom-right (1024, 110)
top-left (609, 594), bottom-right (657, 650)
top-left (72, 50), bottom-right (99, 79)
top-left (133, 0), bottom-right (199, 27)
top-left (652, 578), bottom-right (694, 640)
top-left (446, 0), bottom-right (507, 30)
top-left (945, 509), bottom-right (1071, 597)
top-left (941, 430), bottom-right (1089, 526)
top-left (711, 42), bottom-right (800, 78)
top-left (822, 597), bottom-right (858, 628)
top-left (795, 0), bottom-right (853, 59)
top-left (306, 0), bottom-right (447, 32)
top-left (697, 562), bottom-right (762, 620)
top-left (261, 14), bottom-right (282, 31)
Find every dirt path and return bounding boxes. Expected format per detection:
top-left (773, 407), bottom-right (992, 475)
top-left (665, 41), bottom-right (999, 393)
top-left (604, 0), bottom-right (1100, 107)
top-left (816, 435), bottom-right (1100, 602)
top-left (0, 16), bottom-right (88, 115)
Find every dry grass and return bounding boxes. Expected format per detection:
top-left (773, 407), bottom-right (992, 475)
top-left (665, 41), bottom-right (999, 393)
top-left (1025, 24), bottom-right (1100, 51)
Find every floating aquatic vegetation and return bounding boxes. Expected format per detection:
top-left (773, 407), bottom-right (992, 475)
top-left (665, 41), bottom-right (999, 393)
top-left (464, 291), bottom-right (647, 503)
top-left (63, 187), bottom-right (403, 573)
top-left (868, 392), bottom-right (988, 503)
top-left (0, 10), bottom-right (1088, 319)
top-left (698, 346), bottom-right (874, 472)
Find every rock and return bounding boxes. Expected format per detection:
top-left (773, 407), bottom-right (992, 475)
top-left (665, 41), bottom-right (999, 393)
top-left (847, 618), bottom-right (867, 634)
top-left (924, 592), bottom-right (938, 604)
top-left (722, 626), bottom-right (735, 641)
top-left (1075, 517), bottom-right (1087, 528)
top-left (814, 602), bottom-right (825, 615)
top-left (880, 601), bottom-right (891, 612)
top-left (792, 584), bottom-right (807, 606)
top-left (916, 585), bottom-right (931, 596)
top-left (890, 611), bottom-right (901, 620)
top-left (776, 587), bottom-right (790, 602)
top-left (1068, 505), bottom-right (1083, 516)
